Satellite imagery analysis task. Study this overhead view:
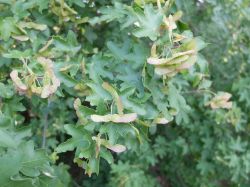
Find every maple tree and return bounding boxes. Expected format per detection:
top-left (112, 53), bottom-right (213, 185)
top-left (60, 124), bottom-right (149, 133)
top-left (0, 0), bottom-right (249, 186)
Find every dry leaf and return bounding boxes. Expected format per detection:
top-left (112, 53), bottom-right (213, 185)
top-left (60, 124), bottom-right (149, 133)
top-left (147, 39), bottom-right (198, 76)
top-left (19, 21), bottom-right (47, 31)
top-left (11, 35), bottom-right (29, 41)
top-left (106, 144), bottom-right (126, 153)
top-left (37, 57), bottom-right (60, 98)
top-left (154, 117), bottom-right (170, 124)
top-left (10, 70), bottom-right (28, 93)
top-left (90, 113), bottom-right (137, 123)
top-left (209, 92), bottom-right (232, 109)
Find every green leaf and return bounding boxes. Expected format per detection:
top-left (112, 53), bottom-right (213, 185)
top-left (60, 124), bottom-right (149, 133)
top-left (19, 141), bottom-right (50, 177)
top-left (0, 153), bottom-right (22, 184)
top-left (0, 140), bottom-right (52, 185)
top-left (145, 77), bottom-right (172, 120)
top-left (0, 83), bottom-right (14, 98)
top-left (53, 31), bottom-right (81, 55)
top-left (56, 125), bottom-right (91, 154)
top-left (100, 148), bottom-right (114, 164)
top-left (120, 88), bottom-right (147, 116)
top-left (195, 37), bottom-right (207, 51)
top-left (100, 123), bottom-right (135, 145)
top-left (168, 82), bottom-right (190, 124)
top-left (0, 114), bottom-right (12, 128)
top-left (0, 17), bottom-right (19, 41)
top-left (56, 138), bottom-right (89, 153)
top-left (86, 82), bottom-right (112, 106)
top-left (3, 49), bottom-right (32, 58)
top-left (0, 129), bottom-right (16, 148)
top-left (133, 5), bottom-right (163, 41)
top-left (89, 2), bottom-right (126, 25)
top-left (88, 54), bottom-right (114, 83)
top-left (87, 157), bottom-right (100, 175)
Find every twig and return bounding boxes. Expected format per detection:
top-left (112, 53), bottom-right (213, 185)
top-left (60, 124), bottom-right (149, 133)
top-left (42, 101), bottom-right (51, 149)
top-left (72, 180), bottom-right (81, 187)
top-left (182, 89), bottom-right (216, 96)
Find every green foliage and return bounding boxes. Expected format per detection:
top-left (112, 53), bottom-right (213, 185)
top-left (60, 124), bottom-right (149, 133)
top-left (0, 0), bottom-right (249, 187)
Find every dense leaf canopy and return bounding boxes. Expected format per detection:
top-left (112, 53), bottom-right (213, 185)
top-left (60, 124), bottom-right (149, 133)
top-left (0, 0), bottom-right (249, 186)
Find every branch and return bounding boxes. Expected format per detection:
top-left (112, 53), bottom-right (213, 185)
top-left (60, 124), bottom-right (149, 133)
top-left (42, 101), bottom-right (51, 149)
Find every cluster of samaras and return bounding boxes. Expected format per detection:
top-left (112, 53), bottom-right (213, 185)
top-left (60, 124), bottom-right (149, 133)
top-left (10, 57), bottom-right (60, 99)
top-left (147, 10), bottom-right (200, 77)
top-left (147, 38), bottom-right (198, 77)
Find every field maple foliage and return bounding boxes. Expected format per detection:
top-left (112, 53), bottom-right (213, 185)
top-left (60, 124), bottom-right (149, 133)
top-left (0, 0), bottom-right (249, 186)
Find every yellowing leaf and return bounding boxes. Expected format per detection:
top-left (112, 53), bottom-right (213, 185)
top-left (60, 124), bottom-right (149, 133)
top-left (154, 117), bottom-right (170, 124)
top-left (155, 66), bottom-right (176, 76)
top-left (74, 98), bottom-right (81, 111)
top-left (39, 39), bottom-right (53, 53)
top-left (134, 0), bottom-right (164, 6)
top-left (151, 43), bottom-right (157, 57)
top-left (19, 21), bottom-right (47, 31)
top-left (31, 85), bottom-right (42, 95)
top-left (102, 82), bottom-right (123, 115)
top-left (73, 98), bottom-right (84, 123)
top-left (164, 15), bottom-right (177, 31)
top-left (11, 35), bottom-right (29, 41)
top-left (173, 33), bottom-right (186, 43)
top-left (172, 11), bottom-right (183, 21)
